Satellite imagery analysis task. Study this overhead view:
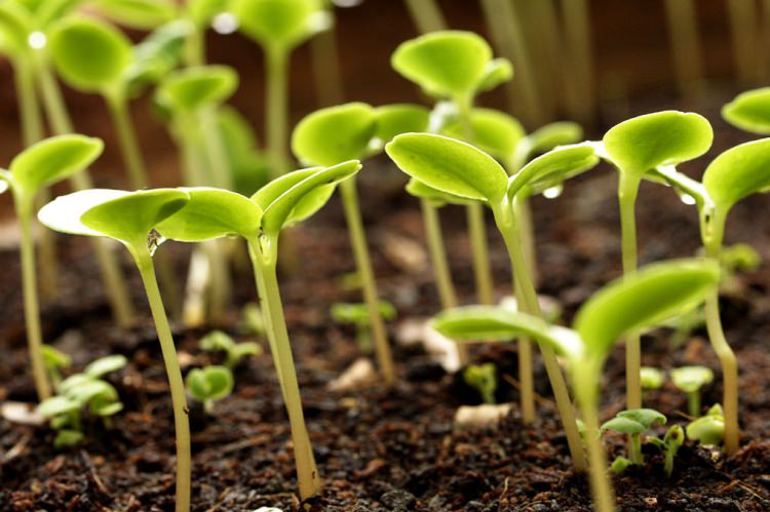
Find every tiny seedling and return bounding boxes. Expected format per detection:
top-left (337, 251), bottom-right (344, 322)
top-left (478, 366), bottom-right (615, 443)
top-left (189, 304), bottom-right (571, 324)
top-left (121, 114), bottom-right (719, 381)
top-left (463, 363), bottom-right (497, 404)
top-left (434, 258), bottom-right (720, 512)
top-left (686, 403), bottom-right (725, 446)
top-left (200, 330), bottom-right (262, 368)
top-left (0, 135), bottom-right (103, 401)
top-left (186, 365), bottom-right (234, 414)
top-left (722, 87), bottom-right (770, 134)
top-left (38, 188), bottom-right (193, 512)
top-left (640, 366), bottom-right (665, 392)
top-left (241, 302), bottom-right (267, 336)
top-left (42, 345), bottom-right (71, 391)
top-left (671, 366), bottom-right (713, 417)
top-left (330, 301), bottom-right (397, 355)
top-left (601, 408), bottom-right (666, 465)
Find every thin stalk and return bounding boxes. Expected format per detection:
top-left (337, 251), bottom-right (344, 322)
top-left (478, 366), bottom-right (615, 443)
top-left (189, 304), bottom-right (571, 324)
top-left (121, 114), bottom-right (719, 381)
top-left (17, 199), bottom-right (52, 401)
top-left (248, 236), bottom-right (322, 500)
top-left (628, 432), bottom-right (643, 464)
top-left (514, 197), bottom-right (538, 285)
top-left (493, 197), bottom-right (587, 471)
top-left (339, 179), bottom-right (395, 384)
top-left (134, 249), bottom-right (191, 512)
top-left (618, 174), bottom-right (641, 409)
top-left (420, 199), bottom-right (468, 364)
top-left (403, 0), bottom-right (446, 33)
top-left (664, 0), bottom-right (704, 101)
top-left (266, 45), bottom-right (290, 178)
top-left (687, 391), bottom-right (701, 417)
top-left (105, 94), bottom-right (149, 189)
top-left (310, 22), bottom-right (344, 106)
top-left (560, 0), bottom-right (595, 124)
top-left (727, 0), bottom-right (760, 84)
top-left (35, 57), bottom-right (135, 327)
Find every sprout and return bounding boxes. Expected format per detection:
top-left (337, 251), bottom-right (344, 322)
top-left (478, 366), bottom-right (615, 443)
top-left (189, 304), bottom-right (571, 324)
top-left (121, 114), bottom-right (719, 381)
top-left (0, 135), bottom-right (103, 401)
top-left (240, 302), bottom-right (267, 335)
top-left (662, 424), bottom-right (685, 476)
top-left (38, 188), bottom-right (193, 512)
top-left (186, 365), bottom-right (234, 414)
top-left (200, 330), bottom-right (262, 368)
top-left (331, 301), bottom-right (396, 355)
top-left (601, 408), bottom-right (666, 465)
top-left (42, 345), bottom-right (71, 390)
top-left (686, 403), bottom-right (725, 446)
top-left (640, 366), bottom-right (665, 392)
top-left (722, 87), bottom-right (770, 134)
top-left (433, 258), bottom-right (720, 512)
top-left (671, 366), bottom-right (714, 417)
top-left (462, 363), bottom-right (497, 405)
top-left (84, 354), bottom-right (128, 379)
top-left (601, 110), bottom-right (713, 410)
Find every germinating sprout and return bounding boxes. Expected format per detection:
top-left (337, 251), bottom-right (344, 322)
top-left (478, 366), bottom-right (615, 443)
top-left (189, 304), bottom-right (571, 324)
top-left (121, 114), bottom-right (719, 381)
top-left (331, 301), bottom-right (397, 355)
top-left (186, 365), bottom-right (234, 414)
top-left (601, 408), bottom-right (666, 466)
top-left (687, 403), bottom-right (725, 446)
top-left (42, 345), bottom-right (71, 391)
top-left (200, 330), bottom-right (262, 368)
top-left (671, 366), bottom-right (714, 417)
top-left (463, 363), bottom-right (497, 405)
top-left (640, 366), bottom-right (665, 392)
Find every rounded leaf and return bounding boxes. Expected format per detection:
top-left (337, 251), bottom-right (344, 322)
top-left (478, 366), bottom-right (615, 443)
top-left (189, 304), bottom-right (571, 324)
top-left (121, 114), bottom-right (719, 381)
top-left (703, 138), bottom-right (770, 212)
top-left (475, 58), bottom-right (513, 93)
top-left (37, 396), bottom-right (80, 418)
top-left (441, 108), bottom-right (525, 163)
top-left (156, 65), bottom-right (238, 114)
top-left (391, 31), bottom-right (492, 98)
top-left (186, 365), bottom-right (233, 401)
top-left (374, 104), bottom-right (430, 144)
top-left (10, 135), bottom-right (104, 196)
top-left (234, 0), bottom-right (326, 49)
top-left (603, 111), bottom-right (713, 176)
top-left (617, 408), bottom-right (667, 429)
top-left (601, 416), bottom-right (645, 434)
top-left (386, 133), bottom-right (508, 202)
top-left (524, 121), bottom-right (584, 156)
top-left (84, 355), bottom-right (128, 378)
top-left (48, 17), bottom-right (133, 94)
top-left (670, 366), bottom-right (713, 393)
top-left (722, 87), bottom-right (770, 134)
top-left (507, 144), bottom-right (599, 199)
top-left (91, 0), bottom-right (177, 30)
top-left (125, 21), bottom-right (192, 95)
top-left (405, 177), bottom-right (472, 207)
top-left (0, 3), bottom-right (33, 57)
top-left (292, 102), bottom-right (377, 166)
top-left (39, 189), bottom-right (129, 238)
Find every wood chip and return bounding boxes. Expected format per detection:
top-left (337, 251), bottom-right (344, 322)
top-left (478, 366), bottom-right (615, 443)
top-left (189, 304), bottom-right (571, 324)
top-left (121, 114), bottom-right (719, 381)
top-left (454, 403), bottom-right (513, 430)
top-left (326, 358), bottom-right (376, 392)
top-left (1, 401), bottom-right (45, 426)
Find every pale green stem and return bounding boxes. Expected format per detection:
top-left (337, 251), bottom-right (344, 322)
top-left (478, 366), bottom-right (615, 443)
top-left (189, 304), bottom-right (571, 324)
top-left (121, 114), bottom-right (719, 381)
top-left (560, 0), bottom-right (595, 123)
top-left (664, 0), bottom-right (704, 100)
top-left (266, 45), bottom-right (290, 178)
top-left (185, 26), bottom-right (205, 67)
top-left (199, 107), bottom-right (233, 190)
top-left (403, 0), bottom-right (446, 33)
top-left (134, 249), bottom-right (191, 512)
top-left (628, 432), bottom-right (643, 464)
top-left (105, 94), bottom-right (149, 189)
top-left (618, 174), bottom-right (641, 410)
top-left (248, 236), bottom-right (322, 500)
top-left (35, 57), bottom-right (135, 327)
top-left (687, 391), bottom-right (701, 417)
top-left (310, 23), bottom-right (344, 106)
top-left (493, 198), bottom-right (587, 471)
top-left (339, 178), bottom-right (395, 385)
top-left (17, 198), bottom-right (52, 401)
top-left (514, 196), bottom-right (538, 286)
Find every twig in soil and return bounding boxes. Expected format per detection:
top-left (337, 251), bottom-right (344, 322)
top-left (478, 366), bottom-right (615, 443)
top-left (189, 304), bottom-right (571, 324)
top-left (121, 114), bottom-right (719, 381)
top-left (2, 433), bottom-right (30, 463)
top-left (80, 450), bottom-right (112, 497)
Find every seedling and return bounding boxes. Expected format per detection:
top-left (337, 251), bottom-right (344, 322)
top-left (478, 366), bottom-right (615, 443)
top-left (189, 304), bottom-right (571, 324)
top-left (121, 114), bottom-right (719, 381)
top-left (241, 302), bottom-right (267, 336)
top-left (186, 365), bottom-right (234, 413)
top-left (155, 161), bottom-right (362, 500)
top-left (330, 301), bottom-right (397, 355)
top-left (662, 425), bottom-right (685, 476)
top-left (640, 366), bottom-right (665, 392)
top-left (671, 366), bottom-right (713, 417)
top-left (0, 135), bottom-right (103, 401)
top-left (387, 132), bottom-right (598, 467)
top-left (38, 188), bottom-right (193, 512)
top-left (90, 0), bottom-right (177, 30)
top-left (234, 0), bottom-right (331, 176)
top-left (686, 403), bottom-right (725, 446)
top-left (200, 330), bottom-right (262, 368)
top-left (601, 408), bottom-right (666, 465)
top-left (392, 30), bottom-right (513, 306)
top-left (722, 87), bottom-right (770, 134)
top-left (463, 363), bottom-right (497, 404)
top-left (434, 258), bottom-right (720, 512)
top-left (42, 345), bottom-right (71, 390)
top-left (601, 110), bottom-right (713, 410)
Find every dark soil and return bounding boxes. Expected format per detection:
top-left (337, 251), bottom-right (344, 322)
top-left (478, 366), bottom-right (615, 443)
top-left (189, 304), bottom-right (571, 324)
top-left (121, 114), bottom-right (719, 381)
top-left (4, 92), bottom-right (770, 511)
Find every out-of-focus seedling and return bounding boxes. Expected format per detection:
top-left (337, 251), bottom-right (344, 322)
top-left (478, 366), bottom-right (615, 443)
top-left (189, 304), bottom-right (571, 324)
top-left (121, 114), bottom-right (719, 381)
top-left (90, 0), bottom-right (177, 30)
top-left (200, 330), bottom-right (262, 368)
top-left (601, 408), bottom-right (666, 465)
top-left (186, 365), bottom-right (234, 413)
top-left (42, 345), bottom-right (71, 391)
top-left (331, 301), bottom-right (396, 355)
top-left (602, 110), bottom-right (713, 410)
top-left (671, 366), bottom-right (713, 417)
top-left (640, 366), bottom-right (665, 393)
top-left (463, 362), bottom-right (497, 404)
top-left (38, 188), bottom-right (193, 512)
top-left (722, 87), bottom-right (770, 134)
top-left (687, 403), bottom-right (725, 446)
top-left (434, 259), bottom-right (720, 512)
top-left (0, 135), bottom-right (103, 401)
top-left (241, 302), bottom-right (266, 336)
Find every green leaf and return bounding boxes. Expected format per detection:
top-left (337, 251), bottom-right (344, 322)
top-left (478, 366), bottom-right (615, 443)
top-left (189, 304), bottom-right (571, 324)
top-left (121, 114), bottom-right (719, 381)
top-left (84, 355), bottom-right (127, 378)
top-left (37, 395), bottom-right (79, 417)
top-left (603, 111), bottom-right (713, 177)
top-left (292, 102), bottom-right (377, 166)
top-left (157, 187), bottom-right (262, 242)
top-left (703, 138), bottom-right (770, 212)
top-left (186, 365), bottom-right (234, 401)
top-left (66, 379), bottom-right (118, 406)
top-left (10, 135), bottom-right (103, 197)
top-left (601, 416), bottom-right (646, 434)
top-left (391, 30), bottom-right (492, 98)
top-left (405, 177), bottom-right (472, 207)
top-left (507, 144), bottom-right (599, 198)
top-left (187, 0), bottom-right (231, 28)
top-left (0, 3), bottom-right (32, 57)
top-left (54, 430), bottom-right (84, 448)
top-left (617, 408), bottom-right (667, 429)
top-left (59, 374), bottom-right (94, 395)
top-left (475, 58), bottom-right (513, 93)
top-left (36, 0), bottom-right (85, 31)
top-left (373, 104), bottom-right (430, 143)
top-left (640, 366), bottom-right (665, 390)
top-left (90, 0), bottom-right (178, 30)
top-left (125, 20), bottom-right (192, 96)
top-left (156, 65), bottom-right (238, 114)
top-left (217, 106), bottom-right (269, 195)
top-left (433, 305), bottom-right (584, 360)
top-left (200, 330), bottom-right (235, 352)
top-left (48, 17), bottom-right (133, 95)
top-left (670, 366), bottom-right (713, 393)
top-left (255, 160), bottom-right (361, 234)
top-left (463, 363), bottom-right (497, 404)
top-left (91, 400), bottom-right (123, 416)
top-left (330, 301), bottom-right (396, 325)
top-left (573, 258), bottom-right (720, 362)
top-left (686, 414), bottom-right (724, 445)
top-left (42, 345), bottom-right (71, 370)
top-left (722, 87), bottom-right (770, 134)
top-left (386, 133), bottom-right (508, 203)
top-left (523, 121), bottom-right (584, 156)
top-left (441, 108), bottom-right (525, 163)
top-left (234, 0), bottom-right (328, 49)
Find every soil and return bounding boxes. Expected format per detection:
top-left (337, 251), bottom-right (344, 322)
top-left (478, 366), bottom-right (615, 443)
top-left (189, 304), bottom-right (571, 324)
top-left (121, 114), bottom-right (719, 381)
top-left (4, 90), bottom-right (770, 512)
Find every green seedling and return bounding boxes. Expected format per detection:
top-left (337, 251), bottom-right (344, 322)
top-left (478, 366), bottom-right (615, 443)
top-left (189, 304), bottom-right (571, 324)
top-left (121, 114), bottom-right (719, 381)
top-left (686, 403), bottom-right (725, 446)
top-left (662, 425), bottom-right (685, 476)
top-left (0, 135), bottom-right (103, 401)
top-left (38, 188), bottom-right (193, 512)
top-left (126, 20), bottom-right (193, 96)
top-left (200, 330), bottom-right (262, 368)
top-left (601, 408), bottom-right (666, 465)
top-left (186, 365), bottom-right (234, 413)
top-left (182, 0), bottom-right (233, 65)
top-left (463, 362), bottom-right (497, 404)
top-left (640, 366), bottom-right (665, 392)
top-left (331, 301), bottom-right (397, 354)
top-left (387, 132), bottom-right (598, 466)
top-left (42, 345), bottom-right (71, 390)
top-left (434, 258), bottom-right (720, 512)
top-left (84, 354), bottom-right (128, 378)
top-left (89, 0), bottom-right (177, 30)
top-left (392, 30), bottom-right (513, 307)
top-left (241, 302), bottom-right (267, 336)
top-left (601, 110), bottom-right (713, 410)
top-left (234, 0), bottom-right (330, 176)
top-left (155, 161), bottom-right (362, 500)
top-left (720, 243), bottom-right (761, 274)
top-left (671, 366), bottom-right (713, 417)
top-left (722, 87), bottom-right (770, 134)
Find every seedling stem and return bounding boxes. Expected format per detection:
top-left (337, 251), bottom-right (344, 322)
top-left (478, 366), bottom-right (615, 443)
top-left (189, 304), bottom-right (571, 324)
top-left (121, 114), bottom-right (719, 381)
top-left (403, 0), bottom-right (446, 33)
top-left (106, 94), bottom-right (149, 189)
top-left (267, 46), bottom-right (289, 177)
